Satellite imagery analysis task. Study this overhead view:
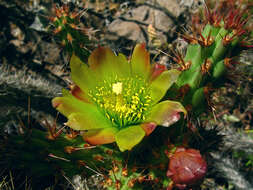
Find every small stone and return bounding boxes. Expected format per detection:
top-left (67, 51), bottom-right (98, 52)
top-left (106, 0), bottom-right (183, 46)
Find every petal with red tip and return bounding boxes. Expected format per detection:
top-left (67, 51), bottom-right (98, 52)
top-left (52, 94), bottom-right (83, 118)
top-left (88, 46), bottom-right (130, 79)
top-left (141, 122), bottom-right (157, 136)
top-left (147, 100), bottom-right (187, 127)
top-left (150, 69), bottom-right (181, 103)
top-left (82, 127), bottom-right (118, 145)
top-left (70, 85), bottom-right (90, 102)
top-left (131, 43), bottom-right (151, 79)
top-left (115, 125), bottom-right (146, 152)
top-left (149, 63), bottom-right (167, 81)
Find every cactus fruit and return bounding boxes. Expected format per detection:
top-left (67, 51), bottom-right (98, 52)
top-left (166, 147), bottom-right (207, 190)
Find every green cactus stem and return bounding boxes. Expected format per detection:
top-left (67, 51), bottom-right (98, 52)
top-left (49, 4), bottom-right (92, 62)
top-left (167, 1), bottom-right (251, 117)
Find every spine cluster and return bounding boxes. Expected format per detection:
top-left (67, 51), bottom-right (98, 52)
top-left (168, 1), bottom-right (251, 116)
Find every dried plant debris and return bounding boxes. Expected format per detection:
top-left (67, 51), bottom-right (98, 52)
top-left (211, 152), bottom-right (253, 190)
top-left (222, 128), bottom-right (253, 155)
top-left (0, 64), bottom-right (64, 131)
top-left (0, 64), bottom-right (63, 97)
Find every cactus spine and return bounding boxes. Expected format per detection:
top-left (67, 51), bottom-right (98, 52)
top-left (168, 2), bottom-right (251, 116)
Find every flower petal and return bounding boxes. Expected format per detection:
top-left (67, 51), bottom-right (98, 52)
top-left (82, 127), bottom-right (118, 145)
top-left (131, 43), bottom-right (151, 79)
top-left (88, 46), bottom-right (130, 78)
top-left (70, 54), bottom-right (96, 93)
top-left (147, 100), bottom-right (187, 127)
top-left (149, 69), bottom-right (181, 103)
top-left (52, 89), bottom-right (100, 118)
top-left (52, 90), bottom-right (84, 117)
top-left (149, 63), bottom-right (167, 81)
top-left (115, 125), bottom-right (145, 152)
top-left (66, 112), bottom-right (114, 131)
top-left (70, 85), bottom-right (90, 102)
top-left (141, 122), bottom-right (157, 136)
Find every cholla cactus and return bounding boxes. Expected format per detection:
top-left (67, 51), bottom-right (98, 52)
top-left (52, 44), bottom-right (186, 152)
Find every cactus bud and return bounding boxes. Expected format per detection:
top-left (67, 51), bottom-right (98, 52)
top-left (167, 147), bottom-right (207, 189)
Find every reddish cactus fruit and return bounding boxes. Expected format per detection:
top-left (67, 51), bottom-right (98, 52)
top-left (167, 147), bottom-right (207, 189)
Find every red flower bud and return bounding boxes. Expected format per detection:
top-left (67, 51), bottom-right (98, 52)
top-left (167, 147), bottom-right (207, 189)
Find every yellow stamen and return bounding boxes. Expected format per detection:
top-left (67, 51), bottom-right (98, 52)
top-left (88, 76), bottom-right (152, 127)
top-left (112, 82), bottom-right (123, 95)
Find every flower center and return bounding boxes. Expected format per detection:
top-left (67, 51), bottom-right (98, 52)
top-left (112, 82), bottom-right (123, 95)
top-left (88, 76), bottom-right (152, 127)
